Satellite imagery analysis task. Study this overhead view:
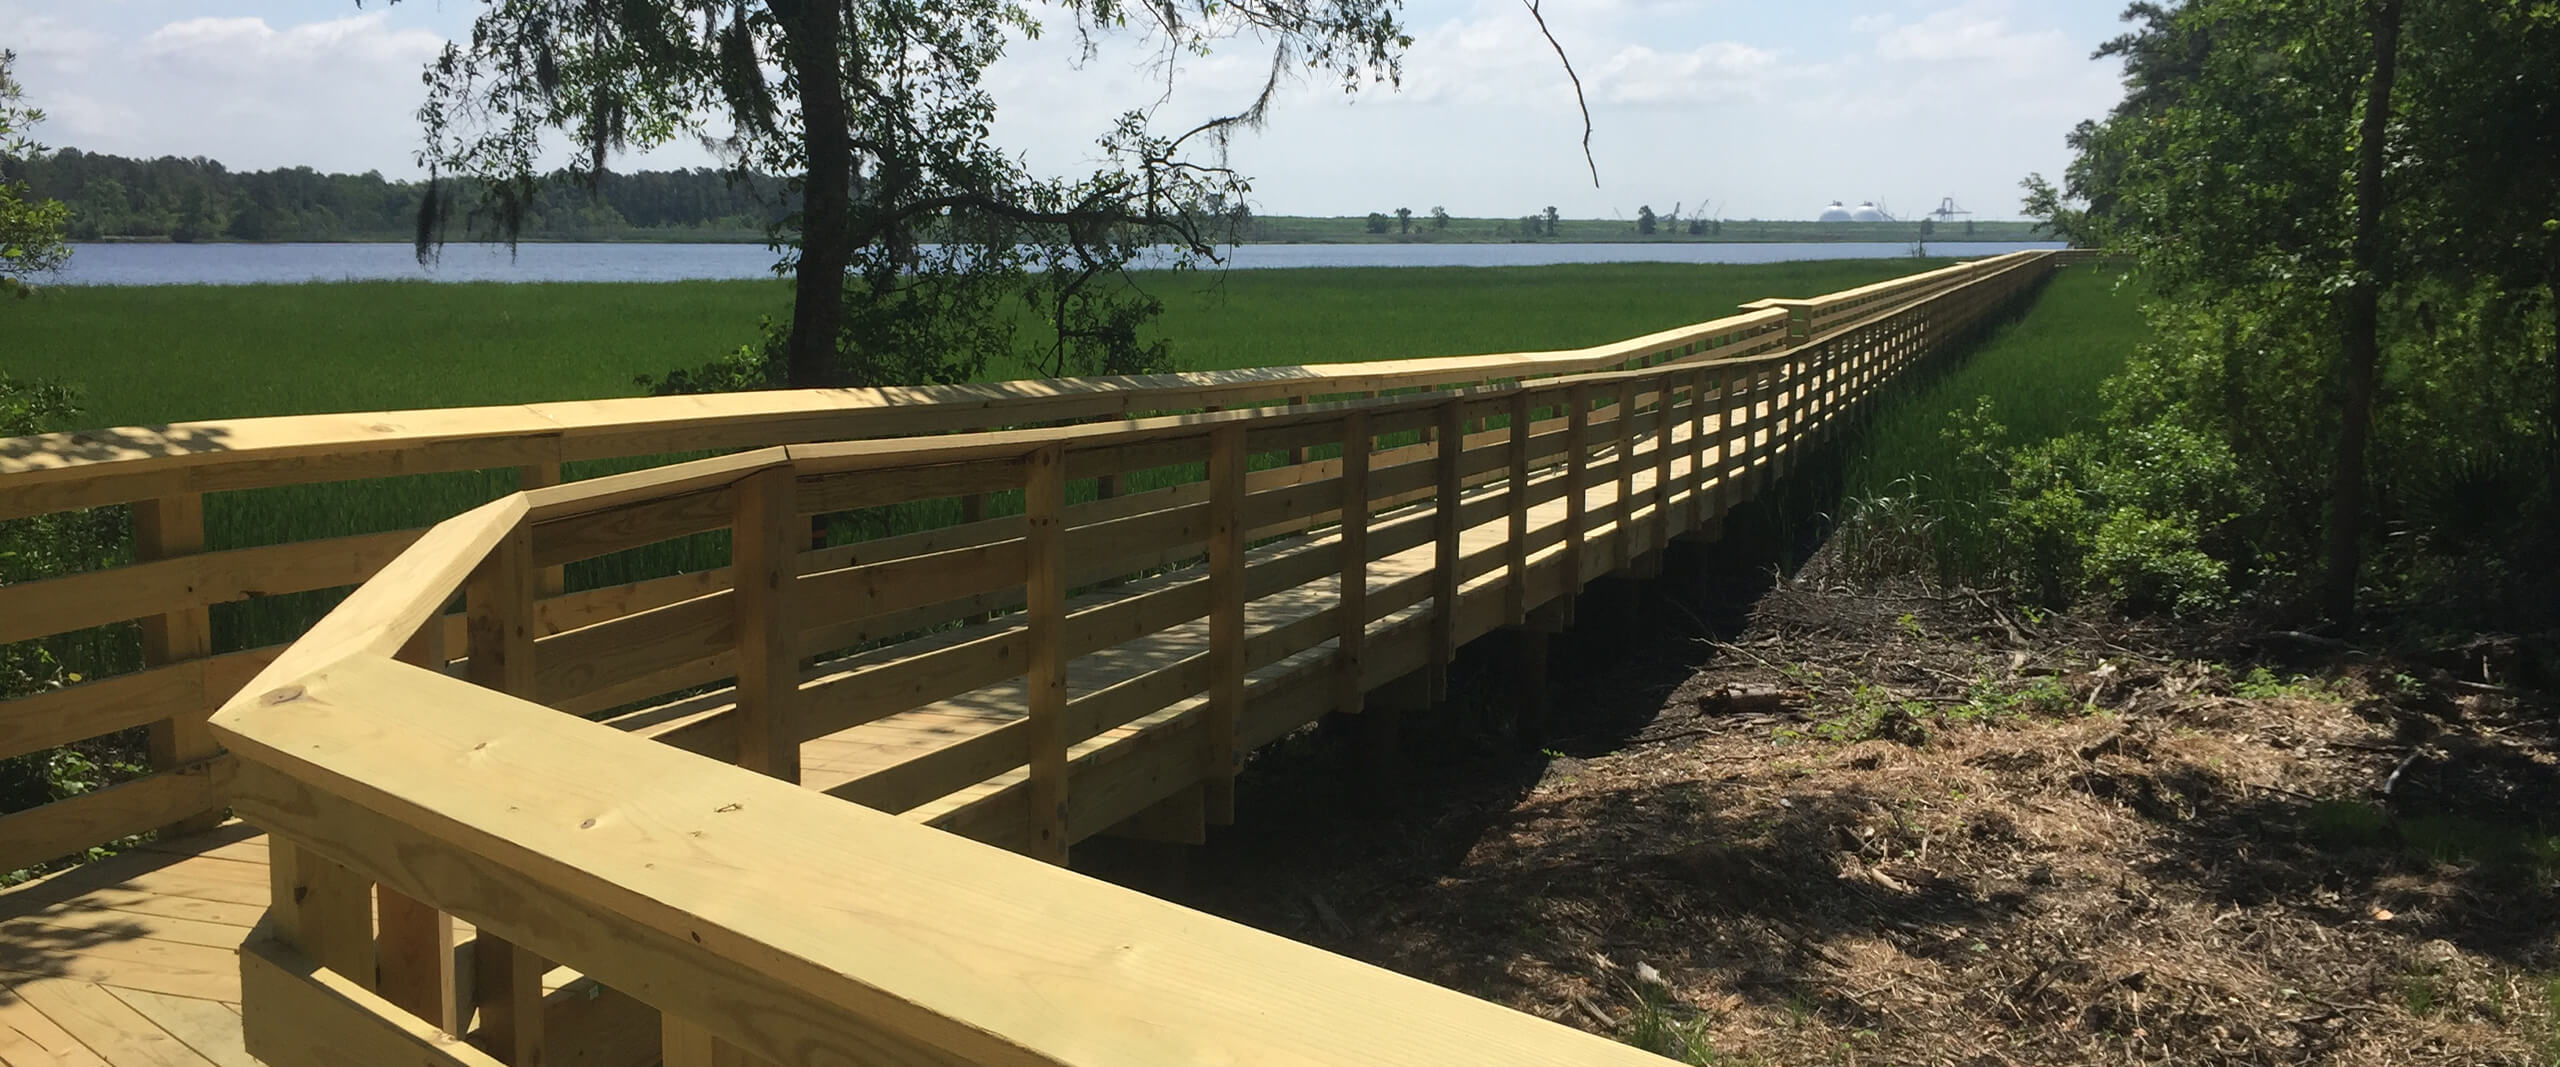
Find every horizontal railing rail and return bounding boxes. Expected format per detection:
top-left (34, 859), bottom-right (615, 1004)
top-left (0, 251), bottom-right (2052, 873)
top-left (200, 249), bottom-right (2075, 1065)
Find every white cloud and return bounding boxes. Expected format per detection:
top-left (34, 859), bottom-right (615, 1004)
top-left (1597, 42), bottom-right (1778, 105)
top-left (2, 0), bottom-right (2126, 219)
top-left (1861, 0), bottom-right (2074, 73)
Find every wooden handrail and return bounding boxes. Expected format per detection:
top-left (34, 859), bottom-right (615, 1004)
top-left (187, 249), bottom-right (2076, 1067)
top-left (0, 306), bottom-right (1807, 519)
top-left (0, 250), bottom-right (2060, 881)
top-left (215, 654), bottom-right (1671, 1066)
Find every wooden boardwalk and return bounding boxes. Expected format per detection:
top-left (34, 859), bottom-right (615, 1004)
top-left (0, 252), bottom-right (2081, 1065)
top-left (0, 428), bottom-right (1693, 1067)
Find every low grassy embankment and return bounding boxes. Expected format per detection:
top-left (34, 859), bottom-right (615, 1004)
top-left (1243, 215), bottom-right (2049, 245)
top-left (1836, 266), bottom-right (2153, 574)
top-left (1, 258), bottom-right (1951, 664)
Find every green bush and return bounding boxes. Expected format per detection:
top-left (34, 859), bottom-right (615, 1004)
top-left (0, 373), bottom-right (136, 823)
top-left (1951, 397), bottom-right (2250, 616)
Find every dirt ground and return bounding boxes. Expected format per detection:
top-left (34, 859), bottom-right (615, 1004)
top-left (1081, 552), bottom-right (2560, 1065)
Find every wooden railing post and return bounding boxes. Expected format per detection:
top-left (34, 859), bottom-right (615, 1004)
top-left (733, 464), bottom-right (801, 784)
top-left (134, 494), bottom-right (222, 839)
top-left (463, 524), bottom-right (546, 1066)
top-left (377, 621), bottom-right (461, 1034)
top-left (1689, 369), bottom-right (1713, 529)
top-left (1504, 391), bottom-right (1532, 627)
top-left (1652, 373), bottom-right (1676, 549)
top-left (1335, 412), bottom-right (1370, 716)
top-left (1563, 384), bottom-right (1590, 592)
top-left (1430, 400), bottom-right (1463, 699)
top-left (517, 463), bottom-right (566, 595)
top-left (1613, 381), bottom-right (1637, 570)
top-left (1287, 395), bottom-right (1311, 466)
top-left (1023, 443), bottom-right (1070, 863)
top-left (1205, 425), bottom-right (1247, 826)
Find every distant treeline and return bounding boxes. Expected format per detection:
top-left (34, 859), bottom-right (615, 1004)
top-left (5, 149), bottom-right (794, 243)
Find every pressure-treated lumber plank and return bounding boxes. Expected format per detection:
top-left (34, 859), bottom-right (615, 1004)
top-left (1430, 401), bottom-right (1464, 692)
top-left (133, 496), bottom-right (223, 841)
top-left (102, 987), bottom-right (256, 1067)
top-left (0, 918), bottom-right (245, 1001)
top-left (0, 648), bottom-right (273, 765)
top-left (375, 886), bottom-right (459, 1035)
top-left (1612, 382), bottom-right (1637, 570)
top-left (468, 934), bottom-right (545, 1067)
top-left (1334, 412), bottom-right (1370, 716)
top-left (0, 974), bottom-right (114, 1067)
top-left (731, 465), bottom-right (800, 783)
top-left (211, 654), bottom-right (1671, 1067)
top-left (1503, 391), bottom-right (1532, 627)
top-left (232, 496), bottom-right (525, 714)
top-left (661, 1016), bottom-right (763, 1067)
top-left (1560, 383), bottom-right (1589, 625)
top-left (516, 462), bottom-right (566, 596)
top-left (0, 527), bottom-right (422, 648)
top-left (1204, 425), bottom-right (1247, 826)
top-left (0, 759), bottom-right (233, 877)
top-left (1021, 443), bottom-right (1069, 864)
top-left (265, 841), bottom-right (374, 994)
top-left (8, 976), bottom-right (213, 1067)
top-left (239, 932), bottom-right (504, 1067)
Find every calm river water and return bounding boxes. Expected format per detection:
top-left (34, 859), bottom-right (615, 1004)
top-left (49, 240), bottom-right (2066, 286)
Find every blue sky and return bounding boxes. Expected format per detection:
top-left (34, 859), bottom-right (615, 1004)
top-left (3, 0), bottom-right (2131, 219)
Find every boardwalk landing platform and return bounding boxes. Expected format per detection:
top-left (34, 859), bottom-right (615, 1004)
top-left (0, 426), bottom-right (1723, 1067)
top-left (1, 823), bottom-right (643, 1067)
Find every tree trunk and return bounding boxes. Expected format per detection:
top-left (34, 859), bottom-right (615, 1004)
top-left (777, 1), bottom-right (854, 389)
top-left (2322, 0), bottom-right (2405, 625)
top-left (2547, 277), bottom-right (2560, 514)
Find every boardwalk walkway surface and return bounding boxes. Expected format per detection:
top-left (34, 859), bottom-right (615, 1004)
top-left (0, 251), bottom-right (2086, 1066)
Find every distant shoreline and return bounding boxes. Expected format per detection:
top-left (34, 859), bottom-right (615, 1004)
top-left (68, 215), bottom-right (2049, 249)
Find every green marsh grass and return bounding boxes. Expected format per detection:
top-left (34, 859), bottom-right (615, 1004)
top-left (2, 258), bottom-right (1954, 672)
top-left (1837, 266), bottom-right (2152, 571)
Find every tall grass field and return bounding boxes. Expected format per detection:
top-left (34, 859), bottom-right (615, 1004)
top-left (1837, 266), bottom-right (2153, 572)
top-left (3, 258), bottom-right (1956, 660)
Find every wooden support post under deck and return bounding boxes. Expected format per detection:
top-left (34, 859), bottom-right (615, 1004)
top-left (265, 843), bottom-right (376, 991)
top-left (1491, 626), bottom-right (1551, 746)
top-left (1205, 424), bottom-right (1247, 826)
top-left (1429, 400), bottom-right (1463, 701)
top-left (733, 465), bottom-right (802, 784)
top-left (462, 524), bottom-right (546, 1066)
top-left (134, 494), bottom-right (223, 839)
top-left (1334, 411), bottom-right (1370, 716)
top-left (663, 1016), bottom-right (761, 1066)
top-left (1503, 390), bottom-right (1532, 627)
top-left (1023, 442), bottom-right (1071, 863)
top-left (516, 463), bottom-right (566, 595)
top-left (1355, 670), bottom-right (1429, 803)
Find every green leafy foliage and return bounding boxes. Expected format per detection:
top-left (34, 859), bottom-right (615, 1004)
top-left (2009, 0), bottom-right (2560, 626)
top-left (0, 50), bottom-right (71, 297)
top-left (0, 373), bottom-right (138, 840)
